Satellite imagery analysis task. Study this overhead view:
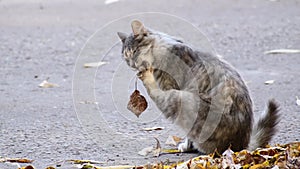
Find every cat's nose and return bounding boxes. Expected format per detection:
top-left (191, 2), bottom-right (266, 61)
top-left (138, 66), bottom-right (146, 72)
top-left (141, 60), bottom-right (150, 68)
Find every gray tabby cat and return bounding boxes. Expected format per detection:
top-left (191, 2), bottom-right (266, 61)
top-left (117, 20), bottom-right (280, 154)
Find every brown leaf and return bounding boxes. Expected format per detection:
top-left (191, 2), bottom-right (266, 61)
top-left (165, 135), bottom-right (182, 146)
top-left (68, 159), bottom-right (104, 164)
top-left (127, 90), bottom-right (148, 117)
top-left (6, 158), bottom-right (33, 163)
top-left (45, 167), bottom-right (56, 169)
top-left (22, 165), bottom-right (35, 169)
top-left (17, 165), bottom-right (35, 169)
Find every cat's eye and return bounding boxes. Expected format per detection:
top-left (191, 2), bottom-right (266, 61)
top-left (124, 49), bottom-right (131, 58)
top-left (123, 48), bottom-right (137, 59)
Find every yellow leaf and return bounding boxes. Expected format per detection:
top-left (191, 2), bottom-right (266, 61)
top-left (249, 164), bottom-right (266, 169)
top-left (161, 149), bottom-right (181, 154)
top-left (94, 165), bottom-right (135, 169)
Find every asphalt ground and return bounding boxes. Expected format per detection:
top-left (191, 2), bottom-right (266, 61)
top-left (0, 0), bottom-right (299, 168)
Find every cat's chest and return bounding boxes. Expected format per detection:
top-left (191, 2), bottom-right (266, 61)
top-left (154, 69), bottom-right (180, 90)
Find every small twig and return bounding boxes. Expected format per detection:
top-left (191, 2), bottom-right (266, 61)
top-left (135, 76), bottom-right (138, 90)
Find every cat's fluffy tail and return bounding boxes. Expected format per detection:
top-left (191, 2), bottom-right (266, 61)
top-left (248, 99), bottom-right (280, 151)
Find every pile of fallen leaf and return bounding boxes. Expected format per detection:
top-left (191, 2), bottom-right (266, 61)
top-left (1, 142), bottom-right (299, 169)
top-left (170, 142), bottom-right (300, 169)
top-left (141, 142), bottom-right (300, 169)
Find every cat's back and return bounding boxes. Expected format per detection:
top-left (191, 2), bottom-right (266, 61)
top-left (151, 32), bottom-right (250, 98)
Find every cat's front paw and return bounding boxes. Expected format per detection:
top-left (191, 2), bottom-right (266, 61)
top-left (137, 67), bottom-right (157, 90)
top-left (137, 67), bottom-right (155, 83)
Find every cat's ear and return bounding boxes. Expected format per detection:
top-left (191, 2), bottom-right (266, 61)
top-left (117, 32), bottom-right (127, 43)
top-left (131, 20), bottom-right (147, 36)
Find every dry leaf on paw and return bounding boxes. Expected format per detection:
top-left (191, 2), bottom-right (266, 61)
top-left (127, 90), bottom-right (148, 117)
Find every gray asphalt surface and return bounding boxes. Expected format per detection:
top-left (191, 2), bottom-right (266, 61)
top-left (1, 0), bottom-right (300, 168)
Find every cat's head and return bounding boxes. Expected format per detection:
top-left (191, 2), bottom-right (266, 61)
top-left (117, 20), bottom-right (154, 72)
